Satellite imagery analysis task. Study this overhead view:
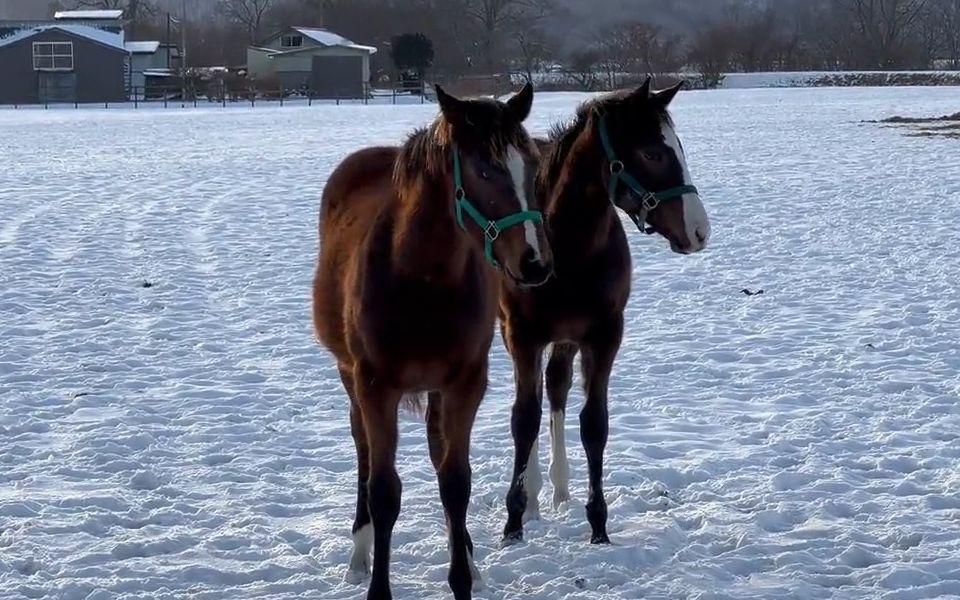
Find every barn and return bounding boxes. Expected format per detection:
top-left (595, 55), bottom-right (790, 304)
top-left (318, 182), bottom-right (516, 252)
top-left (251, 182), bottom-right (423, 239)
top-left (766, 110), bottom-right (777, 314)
top-left (247, 27), bottom-right (378, 98)
top-left (0, 24), bottom-right (128, 105)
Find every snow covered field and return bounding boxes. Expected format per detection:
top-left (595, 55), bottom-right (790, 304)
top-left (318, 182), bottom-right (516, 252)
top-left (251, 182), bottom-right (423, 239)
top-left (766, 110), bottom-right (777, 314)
top-left (2, 87), bottom-right (960, 600)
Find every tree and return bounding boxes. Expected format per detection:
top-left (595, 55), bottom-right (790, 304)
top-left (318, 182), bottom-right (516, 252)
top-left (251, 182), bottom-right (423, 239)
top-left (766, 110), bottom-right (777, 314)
top-left (461, 0), bottom-right (555, 75)
top-left (219, 0), bottom-right (275, 44)
top-left (841, 0), bottom-right (929, 68)
top-left (64, 0), bottom-right (158, 38)
top-left (932, 0), bottom-right (960, 67)
top-left (390, 32), bottom-right (435, 82)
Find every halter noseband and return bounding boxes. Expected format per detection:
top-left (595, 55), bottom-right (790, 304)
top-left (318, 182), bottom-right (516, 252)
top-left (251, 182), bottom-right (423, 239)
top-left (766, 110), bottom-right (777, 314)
top-left (451, 144), bottom-right (543, 269)
top-left (596, 111), bottom-right (698, 234)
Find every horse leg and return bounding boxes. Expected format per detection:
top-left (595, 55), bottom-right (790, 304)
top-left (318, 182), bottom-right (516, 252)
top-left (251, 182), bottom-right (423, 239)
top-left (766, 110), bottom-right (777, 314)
top-left (545, 343), bottom-right (577, 510)
top-left (427, 390), bottom-right (482, 591)
top-left (580, 317), bottom-right (622, 545)
top-left (502, 340), bottom-right (545, 543)
top-left (340, 365), bottom-right (373, 583)
top-left (437, 366), bottom-right (486, 600)
top-left (426, 391), bottom-right (444, 473)
top-left (356, 362), bottom-right (402, 600)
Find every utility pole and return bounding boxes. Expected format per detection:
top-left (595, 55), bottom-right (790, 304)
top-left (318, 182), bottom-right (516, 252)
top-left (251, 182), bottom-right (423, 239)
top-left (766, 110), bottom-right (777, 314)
top-left (166, 12), bottom-right (171, 70)
top-left (180, 0), bottom-right (187, 101)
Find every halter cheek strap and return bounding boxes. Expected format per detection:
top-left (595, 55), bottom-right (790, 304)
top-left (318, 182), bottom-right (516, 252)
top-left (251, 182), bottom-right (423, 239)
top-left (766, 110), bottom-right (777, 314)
top-left (452, 145), bottom-right (543, 269)
top-left (596, 112), bottom-right (698, 234)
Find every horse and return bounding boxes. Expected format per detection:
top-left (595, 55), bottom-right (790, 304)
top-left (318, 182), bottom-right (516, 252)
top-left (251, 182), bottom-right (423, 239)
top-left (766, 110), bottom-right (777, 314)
top-left (312, 81), bottom-right (553, 600)
top-left (496, 78), bottom-right (711, 545)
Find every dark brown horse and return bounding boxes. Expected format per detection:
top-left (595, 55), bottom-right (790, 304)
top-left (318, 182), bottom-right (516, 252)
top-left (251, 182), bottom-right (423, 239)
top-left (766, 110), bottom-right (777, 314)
top-left (497, 79), bottom-right (711, 545)
top-left (312, 82), bottom-right (553, 600)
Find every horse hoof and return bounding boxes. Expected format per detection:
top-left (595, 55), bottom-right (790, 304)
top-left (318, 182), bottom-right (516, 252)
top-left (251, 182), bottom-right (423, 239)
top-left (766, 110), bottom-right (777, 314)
top-left (344, 567), bottom-right (369, 585)
top-left (500, 530), bottom-right (523, 548)
top-left (590, 533), bottom-right (611, 545)
top-left (345, 556), bottom-right (371, 584)
top-left (552, 490), bottom-right (570, 510)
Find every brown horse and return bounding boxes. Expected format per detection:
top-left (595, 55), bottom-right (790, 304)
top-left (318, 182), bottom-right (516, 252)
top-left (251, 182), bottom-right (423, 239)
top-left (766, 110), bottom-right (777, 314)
top-left (497, 79), bottom-right (711, 545)
top-left (312, 82), bottom-right (553, 600)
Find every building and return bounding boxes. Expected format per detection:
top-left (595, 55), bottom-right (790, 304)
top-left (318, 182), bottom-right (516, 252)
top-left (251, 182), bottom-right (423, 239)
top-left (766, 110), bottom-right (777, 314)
top-left (0, 9), bottom-right (177, 104)
top-left (127, 41), bottom-right (182, 97)
top-left (0, 24), bottom-right (128, 104)
top-left (247, 27), bottom-right (377, 98)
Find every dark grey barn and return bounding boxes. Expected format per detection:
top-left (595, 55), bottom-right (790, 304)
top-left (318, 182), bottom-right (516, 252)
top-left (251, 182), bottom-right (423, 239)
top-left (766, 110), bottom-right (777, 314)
top-left (0, 25), bottom-right (128, 105)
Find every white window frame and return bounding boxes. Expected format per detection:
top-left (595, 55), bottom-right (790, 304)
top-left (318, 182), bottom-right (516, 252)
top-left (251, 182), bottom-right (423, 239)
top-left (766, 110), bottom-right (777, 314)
top-left (280, 35), bottom-right (303, 48)
top-left (33, 41), bottom-right (74, 71)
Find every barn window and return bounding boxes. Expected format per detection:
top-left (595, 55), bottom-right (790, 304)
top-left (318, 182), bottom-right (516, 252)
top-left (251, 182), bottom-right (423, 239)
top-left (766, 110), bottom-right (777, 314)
top-left (281, 35), bottom-right (303, 48)
top-left (33, 42), bottom-right (74, 71)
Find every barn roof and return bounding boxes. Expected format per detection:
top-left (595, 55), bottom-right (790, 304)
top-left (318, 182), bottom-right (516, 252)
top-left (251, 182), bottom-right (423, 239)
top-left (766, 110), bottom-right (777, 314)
top-left (0, 24), bottom-right (127, 51)
top-left (54, 10), bottom-right (124, 20)
top-left (291, 27), bottom-right (377, 54)
top-left (125, 40), bottom-right (160, 54)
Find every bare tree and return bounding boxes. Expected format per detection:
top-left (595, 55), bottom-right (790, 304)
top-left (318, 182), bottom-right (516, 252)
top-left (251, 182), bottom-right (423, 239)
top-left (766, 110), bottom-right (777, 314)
top-left (219, 0), bottom-right (275, 44)
top-left (461, 0), bottom-right (555, 75)
top-left (65, 0), bottom-right (158, 38)
top-left (841, 0), bottom-right (929, 67)
top-left (932, 0), bottom-right (960, 67)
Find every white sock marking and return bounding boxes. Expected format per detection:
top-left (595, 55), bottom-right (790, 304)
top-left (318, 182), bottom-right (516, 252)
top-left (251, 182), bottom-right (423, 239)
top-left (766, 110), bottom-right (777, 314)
top-left (346, 523), bottom-right (372, 582)
top-left (522, 437), bottom-right (542, 522)
top-left (549, 410), bottom-right (570, 508)
top-left (447, 532), bottom-right (484, 590)
top-left (661, 119), bottom-right (710, 250)
top-left (507, 145), bottom-right (541, 261)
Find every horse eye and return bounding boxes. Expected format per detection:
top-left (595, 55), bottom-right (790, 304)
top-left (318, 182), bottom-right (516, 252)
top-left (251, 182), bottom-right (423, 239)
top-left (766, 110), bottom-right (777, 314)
top-left (643, 151), bottom-right (663, 162)
top-left (480, 171), bottom-right (490, 179)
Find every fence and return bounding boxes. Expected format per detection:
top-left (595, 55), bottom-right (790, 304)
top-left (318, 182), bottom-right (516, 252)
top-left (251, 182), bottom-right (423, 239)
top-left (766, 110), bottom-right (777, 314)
top-left (1, 80), bottom-right (431, 110)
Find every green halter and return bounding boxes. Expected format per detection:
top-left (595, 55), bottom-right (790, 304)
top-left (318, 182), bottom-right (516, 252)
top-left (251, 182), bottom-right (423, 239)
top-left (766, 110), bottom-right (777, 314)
top-left (596, 112), bottom-right (698, 234)
top-left (452, 145), bottom-right (543, 269)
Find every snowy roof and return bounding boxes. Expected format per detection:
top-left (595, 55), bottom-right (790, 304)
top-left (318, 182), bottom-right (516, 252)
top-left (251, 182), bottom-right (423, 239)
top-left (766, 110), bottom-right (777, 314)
top-left (0, 24), bottom-right (126, 51)
top-left (126, 40), bottom-right (160, 54)
top-left (55, 10), bottom-right (124, 20)
top-left (292, 27), bottom-right (377, 54)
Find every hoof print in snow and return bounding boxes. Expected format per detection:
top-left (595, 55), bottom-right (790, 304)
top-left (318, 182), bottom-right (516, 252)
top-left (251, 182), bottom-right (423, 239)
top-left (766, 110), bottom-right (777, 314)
top-left (141, 281), bottom-right (154, 288)
top-left (741, 288), bottom-right (764, 296)
top-left (574, 576), bottom-right (586, 589)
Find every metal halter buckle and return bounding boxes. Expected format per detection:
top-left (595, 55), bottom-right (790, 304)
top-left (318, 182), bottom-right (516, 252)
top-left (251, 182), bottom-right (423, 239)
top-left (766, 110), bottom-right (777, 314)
top-left (484, 221), bottom-right (500, 242)
top-left (609, 160), bottom-right (624, 175)
top-left (455, 188), bottom-right (465, 200)
top-left (642, 193), bottom-right (659, 211)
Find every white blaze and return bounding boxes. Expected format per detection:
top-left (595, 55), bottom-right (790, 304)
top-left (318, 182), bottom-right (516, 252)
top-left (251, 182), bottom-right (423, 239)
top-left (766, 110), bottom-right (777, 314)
top-left (507, 145), bottom-right (542, 261)
top-left (660, 119), bottom-right (710, 250)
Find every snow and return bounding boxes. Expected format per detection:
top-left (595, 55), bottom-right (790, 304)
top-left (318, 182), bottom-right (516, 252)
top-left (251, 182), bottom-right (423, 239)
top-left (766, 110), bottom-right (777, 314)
top-left (294, 27), bottom-right (377, 54)
top-left (0, 24), bottom-right (126, 51)
top-left (720, 71), bottom-right (960, 89)
top-left (54, 10), bottom-right (125, 20)
top-left (125, 41), bottom-right (161, 54)
top-left (1, 87), bottom-right (960, 600)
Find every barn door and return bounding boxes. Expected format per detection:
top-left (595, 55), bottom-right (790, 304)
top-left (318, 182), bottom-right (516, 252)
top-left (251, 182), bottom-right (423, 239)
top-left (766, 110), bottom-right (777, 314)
top-left (310, 56), bottom-right (363, 99)
top-left (38, 72), bottom-right (77, 104)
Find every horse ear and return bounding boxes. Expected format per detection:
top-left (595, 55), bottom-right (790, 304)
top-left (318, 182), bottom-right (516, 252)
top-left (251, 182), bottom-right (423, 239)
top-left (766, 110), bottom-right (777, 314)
top-left (435, 84), bottom-right (464, 119)
top-left (506, 81), bottom-right (534, 122)
top-left (652, 80), bottom-right (685, 107)
top-left (629, 77), bottom-right (652, 103)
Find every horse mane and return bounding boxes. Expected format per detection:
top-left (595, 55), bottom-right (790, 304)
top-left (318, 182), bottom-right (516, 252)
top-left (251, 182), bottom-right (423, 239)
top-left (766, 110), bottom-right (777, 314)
top-left (394, 99), bottom-right (538, 193)
top-left (537, 89), bottom-right (671, 194)
top-left (392, 119), bottom-right (452, 193)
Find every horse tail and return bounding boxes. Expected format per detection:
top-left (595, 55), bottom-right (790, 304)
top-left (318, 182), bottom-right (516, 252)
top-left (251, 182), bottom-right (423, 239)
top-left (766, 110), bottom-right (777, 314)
top-left (400, 393), bottom-right (427, 420)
